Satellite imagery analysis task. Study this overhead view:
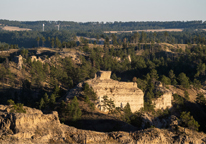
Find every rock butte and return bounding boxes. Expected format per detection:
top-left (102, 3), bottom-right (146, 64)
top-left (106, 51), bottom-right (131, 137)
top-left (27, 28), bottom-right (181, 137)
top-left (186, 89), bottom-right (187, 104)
top-left (85, 71), bottom-right (144, 113)
top-left (66, 71), bottom-right (172, 112)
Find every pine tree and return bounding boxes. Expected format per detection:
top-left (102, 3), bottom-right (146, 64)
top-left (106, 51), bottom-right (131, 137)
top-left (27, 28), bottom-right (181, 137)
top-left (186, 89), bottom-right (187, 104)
top-left (180, 111), bottom-right (200, 131)
top-left (184, 91), bottom-right (190, 101)
top-left (36, 37), bottom-right (40, 47)
top-left (123, 103), bottom-right (132, 123)
top-left (41, 36), bottom-right (46, 47)
top-left (66, 96), bottom-right (82, 121)
top-left (50, 94), bottom-right (56, 105)
top-left (51, 37), bottom-right (54, 48)
top-left (43, 93), bottom-right (50, 105)
top-left (178, 73), bottom-right (190, 88)
top-left (101, 96), bottom-right (115, 112)
top-left (84, 95), bottom-right (90, 103)
top-left (39, 98), bottom-right (45, 109)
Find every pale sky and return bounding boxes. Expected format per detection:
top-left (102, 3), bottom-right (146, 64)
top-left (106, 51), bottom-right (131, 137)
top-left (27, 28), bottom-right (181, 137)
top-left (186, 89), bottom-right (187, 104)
top-left (0, 0), bottom-right (205, 22)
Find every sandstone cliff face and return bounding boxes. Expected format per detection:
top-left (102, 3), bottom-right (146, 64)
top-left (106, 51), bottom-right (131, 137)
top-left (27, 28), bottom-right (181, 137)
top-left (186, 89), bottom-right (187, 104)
top-left (0, 105), bottom-right (63, 143)
top-left (66, 71), bottom-right (173, 112)
top-left (0, 105), bottom-right (109, 143)
top-left (152, 85), bottom-right (172, 110)
top-left (85, 71), bottom-right (144, 113)
top-left (1, 105), bottom-right (206, 144)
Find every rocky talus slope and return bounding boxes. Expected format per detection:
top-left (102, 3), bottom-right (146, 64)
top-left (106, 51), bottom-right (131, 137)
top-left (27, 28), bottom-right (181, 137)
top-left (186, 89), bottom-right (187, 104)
top-left (0, 105), bottom-right (206, 144)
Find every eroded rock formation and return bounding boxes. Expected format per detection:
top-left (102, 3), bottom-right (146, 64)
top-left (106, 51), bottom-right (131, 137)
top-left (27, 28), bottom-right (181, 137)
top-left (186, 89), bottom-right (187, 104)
top-left (1, 105), bottom-right (206, 143)
top-left (152, 82), bottom-right (172, 110)
top-left (14, 55), bottom-right (23, 69)
top-left (30, 55), bottom-right (44, 63)
top-left (85, 71), bottom-right (144, 113)
top-left (66, 71), bottom-right (173, 112)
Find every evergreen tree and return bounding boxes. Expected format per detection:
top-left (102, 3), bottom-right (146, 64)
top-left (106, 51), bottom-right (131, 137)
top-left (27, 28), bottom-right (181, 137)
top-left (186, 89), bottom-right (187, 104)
top-left (36, 37), bottom-right (40, 47)
top-left (193, 79), bottom-right (202, 90)
top-left (111, 34), bottom-right (118, 46)
top-left (180, 111), bottom-right (200, 131)
top-left (178, 73), bottom-right (190, 89)
top-left (161, 75), bottom-right (171, 86)
top-left (66, 96), bottom-right (82, 121)
top-left (196, 93), bottom-right (206, 105)
top-left (123, 103), bottom-right (132, 123)
top-left (102, 95), bottom-right (115, 112)
top-left (43, 93), bottom-right (50, 105)
top-left (51, 37), bottom-right (54, 48)
top-left (39, 98), bottom-right (45, 109)
top-left (164, 31), bottom-right (168, 42)
top-left (41, 36), bottom-right (46, 47)
top-left (50, 94), bottom-right (56, 105)
top-left (184, 91), bottom-right (190, 101)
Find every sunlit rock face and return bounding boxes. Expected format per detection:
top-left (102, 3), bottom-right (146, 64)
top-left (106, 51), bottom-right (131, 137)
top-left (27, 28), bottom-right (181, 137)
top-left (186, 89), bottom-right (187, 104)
top-left (152, 82), bottom-right (172, 110)
top-left (85, 71), bottom-right (144, 113)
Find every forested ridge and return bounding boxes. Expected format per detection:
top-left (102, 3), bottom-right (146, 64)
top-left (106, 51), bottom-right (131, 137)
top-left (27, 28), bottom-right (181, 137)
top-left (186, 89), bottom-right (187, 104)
top-left (1, 20), bottom-right (206, 31)
top-left (0, 20), bottom-right (206, 48)
top-left (1, 40), bottom-right (206, 132)
top-left (1, 20), bottom-right (206, 134)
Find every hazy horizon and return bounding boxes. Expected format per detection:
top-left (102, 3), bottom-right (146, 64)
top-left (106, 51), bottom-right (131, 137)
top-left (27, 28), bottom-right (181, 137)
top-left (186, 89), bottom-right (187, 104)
top-left (1, 0), bottom-right (206, 22)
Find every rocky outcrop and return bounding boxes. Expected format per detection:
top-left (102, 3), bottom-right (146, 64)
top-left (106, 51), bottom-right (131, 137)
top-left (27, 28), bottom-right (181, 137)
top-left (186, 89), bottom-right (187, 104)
top-left (14, 55), bottom-right (23, 69)
top-left (0, 105), bottom-right (109, 143)
top-left (152, 82), bottom-right (172, 110)
top-left (85, 71), bottom-right (144, 113)
top-left (30, 55), bottom-right (44, 63)
top-left (59, 51), bottom-right (82, 64)
top-left (0, 105), bottom-right (62, 143)
top-left (66, 71), bottom-right (144, 113)
top-left (66, 71), bottom-right (173, 113)
top-left (1, 105), bottom-right (206, 144)
top-left (113, 55), bottom-right (131, 63)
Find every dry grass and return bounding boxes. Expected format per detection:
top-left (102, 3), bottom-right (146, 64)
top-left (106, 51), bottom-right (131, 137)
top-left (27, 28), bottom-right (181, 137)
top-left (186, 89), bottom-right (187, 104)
top-left (1, 26), bottom-right (31, 31)
top-left (168, 85), bottom-right (205, 102)
top-left (0, 49), bottom-right (19, 57)
top-left (104, 29), bottom-right (183, 34)
top-left (37, 47), bottom-right (59, 53)
top-left (173, 44), bottom-right (187, 51)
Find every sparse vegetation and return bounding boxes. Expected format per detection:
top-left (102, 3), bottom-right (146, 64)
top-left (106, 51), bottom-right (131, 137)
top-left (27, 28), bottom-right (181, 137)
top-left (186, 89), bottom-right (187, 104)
top-left (7, 100), bottom-right (26, 113)
top-left (180, 111), bottom-right (200, 131)
top-left (0, 20), bottom-right (206, 134)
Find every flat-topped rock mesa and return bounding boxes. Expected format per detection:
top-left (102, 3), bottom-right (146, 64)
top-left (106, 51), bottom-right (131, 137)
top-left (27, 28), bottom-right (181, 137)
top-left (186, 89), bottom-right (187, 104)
top-left (85, 71), bottom-right (144, 113)
top-left (66, 71), bottom-right (172, 112)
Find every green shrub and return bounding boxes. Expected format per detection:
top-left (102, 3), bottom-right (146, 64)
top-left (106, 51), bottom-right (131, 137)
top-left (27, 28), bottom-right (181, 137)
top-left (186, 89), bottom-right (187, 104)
top-left (144, 102), bottom-right (155, 112)
top-left (180, 111), bottom-right (200, 131)
top-left (83, 83), bottom-right (97, 101)
top-left (66, 96), bottom-right (82, 121)
top-left (101, 95), bottom-right (115, 112)
top-left (173, 94), bottom-right (184, 105)
top-left (130, 112), bottom-right (143, 127)
top-left (184, 91), bottom-right (190, 101)
top-left (84, 95), bottom-right (95, 111)
top-left (7, 99), bottom-right (15, 105)
top-left (10, 103), bottom-right (26, 113)
top-left (196, 93), bottom-right (206, 105)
